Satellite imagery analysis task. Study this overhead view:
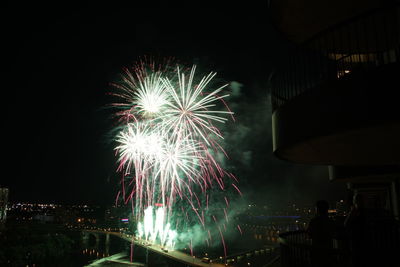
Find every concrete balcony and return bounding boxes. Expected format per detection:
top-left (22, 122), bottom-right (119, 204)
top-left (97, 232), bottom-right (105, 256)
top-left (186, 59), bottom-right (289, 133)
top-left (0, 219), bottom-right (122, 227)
top-left (269, 0), bottom-right (387, 43)
top-left (270, 4), bottom-right (400, 165)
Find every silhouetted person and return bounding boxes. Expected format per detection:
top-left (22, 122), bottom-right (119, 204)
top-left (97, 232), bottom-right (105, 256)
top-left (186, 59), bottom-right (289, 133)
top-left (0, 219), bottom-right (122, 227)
top-left (344, 193), bottom-right (367, 267)
top-left (307, 200), bottom-right (335, 267)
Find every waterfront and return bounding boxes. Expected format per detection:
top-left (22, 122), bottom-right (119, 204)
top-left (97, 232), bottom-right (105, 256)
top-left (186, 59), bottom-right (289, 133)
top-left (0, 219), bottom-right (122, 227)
top-left (0, 202), bottom-right (302, 266)
top-left (0, 221), bottom-right (130, 267)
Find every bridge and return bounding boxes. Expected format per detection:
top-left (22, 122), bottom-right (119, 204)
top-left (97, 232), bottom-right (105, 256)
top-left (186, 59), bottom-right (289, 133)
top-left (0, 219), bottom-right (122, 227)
top-left (82, 229), bottom-right (225, 267)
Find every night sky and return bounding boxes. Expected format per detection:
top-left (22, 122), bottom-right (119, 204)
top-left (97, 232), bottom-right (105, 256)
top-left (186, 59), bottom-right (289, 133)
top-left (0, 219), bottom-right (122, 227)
top-left (3, 2), bottom-right (346, 206)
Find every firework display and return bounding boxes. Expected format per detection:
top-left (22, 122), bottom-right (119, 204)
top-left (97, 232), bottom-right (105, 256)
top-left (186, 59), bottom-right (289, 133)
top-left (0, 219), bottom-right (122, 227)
top-left (111, 60), bottom-right (239, 254)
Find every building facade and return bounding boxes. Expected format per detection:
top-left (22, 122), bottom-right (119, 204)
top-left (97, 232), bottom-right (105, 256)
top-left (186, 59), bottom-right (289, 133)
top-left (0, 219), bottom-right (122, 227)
top-left (0, 187), bottom-right (9, 228)
top-left (268, 0), bottom-right (400, 265)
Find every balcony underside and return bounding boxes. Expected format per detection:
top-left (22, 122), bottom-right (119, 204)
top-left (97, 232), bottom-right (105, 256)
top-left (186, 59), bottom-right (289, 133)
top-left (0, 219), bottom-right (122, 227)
top-left (269, 0), bottom-right (385, 43)
top-left (272, 63), bottom-right (400, 165)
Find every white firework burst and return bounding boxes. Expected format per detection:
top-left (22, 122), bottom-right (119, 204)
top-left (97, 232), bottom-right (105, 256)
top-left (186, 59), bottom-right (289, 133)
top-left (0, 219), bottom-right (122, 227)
top-left (161, 65), bottom-right (233, 145)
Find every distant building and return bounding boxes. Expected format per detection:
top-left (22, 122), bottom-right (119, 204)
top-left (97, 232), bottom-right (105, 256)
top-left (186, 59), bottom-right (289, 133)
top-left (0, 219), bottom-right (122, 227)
top-left (33, 214), bottom-right (54, 223)
top-left (0, 187), bottom-right (9, 227)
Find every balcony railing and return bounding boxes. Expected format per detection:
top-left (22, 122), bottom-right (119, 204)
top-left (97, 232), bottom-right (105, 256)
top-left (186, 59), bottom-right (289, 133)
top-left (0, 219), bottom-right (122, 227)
top-left (279, 218), bottom-right (400, 267)
top-left (271, 3), bottom-right (400, 111)
top-left (279, 230), bottom-right (351, 267)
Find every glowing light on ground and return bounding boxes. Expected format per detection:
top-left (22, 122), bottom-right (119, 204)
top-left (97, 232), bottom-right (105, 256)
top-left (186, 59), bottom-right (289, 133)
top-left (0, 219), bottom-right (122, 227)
top-left (137, 206), bottom-right (177, 248)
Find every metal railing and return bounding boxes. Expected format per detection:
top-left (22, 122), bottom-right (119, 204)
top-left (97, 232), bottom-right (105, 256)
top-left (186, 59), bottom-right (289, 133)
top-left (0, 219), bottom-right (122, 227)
top-left (271, 3), bottom-right (400, 111)
top-left (278, 230), bottom-right (350, 267)
top-left (279, 218), bottom-right (400, 267)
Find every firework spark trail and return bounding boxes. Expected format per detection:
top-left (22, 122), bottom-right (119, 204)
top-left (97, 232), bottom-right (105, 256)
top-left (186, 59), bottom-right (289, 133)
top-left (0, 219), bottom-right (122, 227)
top-left (218, 226), bottom-right (227, 261)
top-left (224, 196), bottom-right (229, 208)
top-left (112, 61), bottom-right (240, 251)
top-left (237, 224), bottom-right (243, 235)
top-left (223, 208), bottom-right (229, 222)
top-left (232, 183), bottom-right (242, 196)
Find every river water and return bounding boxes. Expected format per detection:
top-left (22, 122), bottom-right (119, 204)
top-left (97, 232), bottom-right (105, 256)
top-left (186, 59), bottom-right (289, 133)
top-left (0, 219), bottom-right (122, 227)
top-left (62, 231), bottom-right (133, 266)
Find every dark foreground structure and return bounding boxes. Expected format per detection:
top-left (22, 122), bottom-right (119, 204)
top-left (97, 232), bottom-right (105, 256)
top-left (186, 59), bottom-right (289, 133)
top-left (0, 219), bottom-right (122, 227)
top-left (268, 0), bottom-right (400, 266)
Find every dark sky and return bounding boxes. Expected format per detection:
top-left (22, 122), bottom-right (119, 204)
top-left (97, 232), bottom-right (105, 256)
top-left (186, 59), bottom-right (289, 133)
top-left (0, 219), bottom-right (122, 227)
top-left (2, 2), bottom-right (346, 206)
